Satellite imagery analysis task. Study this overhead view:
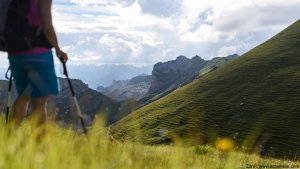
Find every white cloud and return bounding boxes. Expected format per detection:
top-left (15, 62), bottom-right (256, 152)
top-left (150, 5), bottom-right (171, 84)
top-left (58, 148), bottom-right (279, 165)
top-left (179, 24), bottom-right (220, 42)
top-left (216, 45), bottom-right (243, 59)
top-left (1, 0), bottom-right (300, 69)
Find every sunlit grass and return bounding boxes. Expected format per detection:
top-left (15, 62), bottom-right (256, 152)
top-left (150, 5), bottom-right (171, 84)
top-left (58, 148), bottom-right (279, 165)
top-left (0, 116), bottom-right (299, 169)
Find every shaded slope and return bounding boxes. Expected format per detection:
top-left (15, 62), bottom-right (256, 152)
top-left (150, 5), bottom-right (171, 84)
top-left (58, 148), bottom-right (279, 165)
top-left (111, 20), bottom-right (300, 159)
top-left (53, 78), bottom-right (120, 125)
top-left (0, 78), bottom-right (126, 125)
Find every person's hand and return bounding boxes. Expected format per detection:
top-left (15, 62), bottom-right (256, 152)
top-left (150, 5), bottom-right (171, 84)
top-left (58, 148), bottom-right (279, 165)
top-left (56, 49), bottom-right (68, 63)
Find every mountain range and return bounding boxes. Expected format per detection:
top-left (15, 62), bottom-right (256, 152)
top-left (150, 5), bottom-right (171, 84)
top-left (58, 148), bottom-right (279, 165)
top-left (97, 75), bottom-right (152, 101)
top-left (67, 64), bottom-right (153, 89)
top-left (97, 54), bottom-right (238, 104)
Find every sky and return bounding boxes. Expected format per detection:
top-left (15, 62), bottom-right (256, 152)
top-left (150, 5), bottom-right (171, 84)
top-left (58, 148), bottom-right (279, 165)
top-left (0, 0), bottom-right (300, 68)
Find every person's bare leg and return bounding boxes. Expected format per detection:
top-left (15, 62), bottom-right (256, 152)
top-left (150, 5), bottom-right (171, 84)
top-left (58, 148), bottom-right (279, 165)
top-left (11, 95), bottom-right (30, 127)
top-left (31, 96), bottom-right (49, 126)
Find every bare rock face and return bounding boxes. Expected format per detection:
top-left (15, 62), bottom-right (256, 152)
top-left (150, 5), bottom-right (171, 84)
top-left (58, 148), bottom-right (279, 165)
top-left (148, 55), bottom-right (206, 95)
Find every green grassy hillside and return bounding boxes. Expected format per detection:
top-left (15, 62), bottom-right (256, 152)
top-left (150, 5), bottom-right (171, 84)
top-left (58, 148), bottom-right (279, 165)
top-left (111, 20), bottom-right (300, 159)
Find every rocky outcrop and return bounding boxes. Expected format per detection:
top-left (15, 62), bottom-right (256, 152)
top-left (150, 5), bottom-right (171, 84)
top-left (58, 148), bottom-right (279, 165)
top-left (148, 55), bottom-right (206, 94)
top-left (97, 75), bottom-right (151, 101)
top-left (139, 54), bottom-right (239, 105)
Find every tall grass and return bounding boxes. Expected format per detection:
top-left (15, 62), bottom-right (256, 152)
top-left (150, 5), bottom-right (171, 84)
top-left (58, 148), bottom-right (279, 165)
top-left (0, 117), bottom-right (299, 169)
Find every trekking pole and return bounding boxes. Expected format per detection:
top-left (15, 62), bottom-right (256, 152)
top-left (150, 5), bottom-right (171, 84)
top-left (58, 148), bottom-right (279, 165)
top-left (59, 57), bottom-right (88, 135)
top-left (5, 68), bottom-right (13, 124)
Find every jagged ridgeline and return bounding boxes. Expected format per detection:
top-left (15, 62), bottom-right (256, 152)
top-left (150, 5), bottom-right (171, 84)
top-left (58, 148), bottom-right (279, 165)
top-left (111, 20), bottom-right (300, 159)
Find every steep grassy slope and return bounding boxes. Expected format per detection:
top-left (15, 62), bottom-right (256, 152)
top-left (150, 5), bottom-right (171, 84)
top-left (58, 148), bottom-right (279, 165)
top-left (111, 20), bottom-right (300, 159)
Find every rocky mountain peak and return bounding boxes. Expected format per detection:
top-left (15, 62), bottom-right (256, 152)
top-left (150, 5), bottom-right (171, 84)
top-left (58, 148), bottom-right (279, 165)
top-left (176, 55), bottom-right (188, 61)
top-left (149, 56), bottom-right (207, 94)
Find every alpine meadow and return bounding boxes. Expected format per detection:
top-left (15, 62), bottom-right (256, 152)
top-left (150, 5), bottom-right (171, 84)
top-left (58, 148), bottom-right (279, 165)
top-left (1, 0), bottom-right (300, 169)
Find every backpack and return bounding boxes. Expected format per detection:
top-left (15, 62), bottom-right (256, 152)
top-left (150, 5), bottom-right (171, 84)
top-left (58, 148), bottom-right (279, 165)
top-left (0, 0), bottom-right (52, 52)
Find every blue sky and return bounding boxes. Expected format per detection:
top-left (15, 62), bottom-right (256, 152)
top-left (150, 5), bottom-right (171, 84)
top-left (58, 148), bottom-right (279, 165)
top-left (1, 0), bottom-right (300, 67)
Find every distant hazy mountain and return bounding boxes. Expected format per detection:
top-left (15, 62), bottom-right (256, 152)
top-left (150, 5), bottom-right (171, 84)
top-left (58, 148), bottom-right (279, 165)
top-left (97, 75), bottom-right (152, 101)
top-left (1, 64), bottom-right (152, 89)
top-left (66, 64), bottom-right (153, 89)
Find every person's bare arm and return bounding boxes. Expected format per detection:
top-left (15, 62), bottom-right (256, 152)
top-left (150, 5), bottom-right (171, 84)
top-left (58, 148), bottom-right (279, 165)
top-left (38, 0), bottom-right (68, 62)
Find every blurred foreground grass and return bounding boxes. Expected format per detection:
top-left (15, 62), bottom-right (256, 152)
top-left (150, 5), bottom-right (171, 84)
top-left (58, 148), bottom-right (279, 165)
top-left (0, 117), bottom-right (299, 169)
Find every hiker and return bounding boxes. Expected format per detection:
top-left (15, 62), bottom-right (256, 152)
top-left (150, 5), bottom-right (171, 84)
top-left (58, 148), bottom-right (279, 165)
top-left (7, 0), bottom-right (68, 126)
